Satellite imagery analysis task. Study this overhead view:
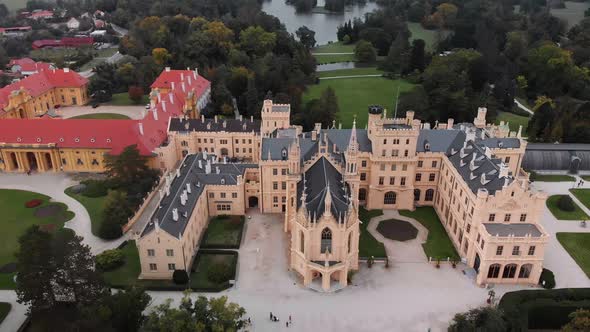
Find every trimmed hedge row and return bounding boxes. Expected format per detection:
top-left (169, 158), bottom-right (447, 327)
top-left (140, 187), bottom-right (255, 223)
top-left (499, 288), bottom-right (590, 330)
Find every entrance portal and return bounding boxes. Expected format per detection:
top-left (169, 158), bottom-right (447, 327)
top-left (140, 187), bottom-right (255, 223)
top-left (10, 152), bottom-right (19, 170)
top-left (473, 253), bottom-right (481, 273)
top-left (26, 152), bottom-right (38, 171)
top-left (45, 153), bottom-right (53, 170)
top-left (248, 196), bottom-right (259, 208)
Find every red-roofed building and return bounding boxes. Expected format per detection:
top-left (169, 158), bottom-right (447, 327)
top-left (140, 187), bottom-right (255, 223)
top-left (150, 67), bottom-right (211, 118)
top-left (32, 37), bottom-right (94, 50)
top-left (0, 26), bottom-right (32, 38)
top-left (0, 68), bottom-right (89, 119)
top-left (0, 68), bottom-right (210, 173)
top-left (8, 58), bottom-right (55, 77)
top-left (27, 10), bottom-right (54, 20)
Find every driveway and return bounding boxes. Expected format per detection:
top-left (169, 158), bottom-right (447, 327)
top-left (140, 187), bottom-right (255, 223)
top-left (57, 105), bottom-right (147, 119)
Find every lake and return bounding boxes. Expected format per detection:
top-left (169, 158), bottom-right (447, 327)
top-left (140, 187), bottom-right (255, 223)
top-left (261, 0), bottom-right (380, 45)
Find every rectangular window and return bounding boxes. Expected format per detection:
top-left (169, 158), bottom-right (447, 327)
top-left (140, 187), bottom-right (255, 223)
top-left (380, 164), bottom-right (385, 171)
top-left (221, 193), bottom-right (226, 198)
top-left (404, 150), bottom-right (409, 157)
top-left (466, 224), bottom-right (471, 233)
top-left (528, 246), bottom-right (536, 255)
top-left (415, 173), bottom-right (422, 182)
top-left (402, 164), bottom-right (407, 171)
top-left (504, 214), bottom-right (511, 222)
top-left (391, 164), bottom-right (396, 171)
top-left (432, 161), bottom-right (438, 167)
top-left (429, 173), bottom-right (435, 182)
top-left (496, 246), bottom-right (503, 255)
top-left (389, 177), bottom-right (395, 185)
top-left (480, 240), bottom-right (485, 249)
top-left (392, 150), bottom-right (399, 157)
top-left (281, 169), bottom-right (287, 175)
top-left (273, 182), bottom-right (278, 190)
top-left (361, 160), bottom-right (367, 167)
top-left (273, 168), bottom-right (278, 175)
top-left (489, 214), bottom-right (495, 222)
top-left (383, 139), bottom-right (387, 144)
top-left (168, 263), bottom-right (176, 270)
top-left (360, 173), bottom-right (366, 181)
top-left (512, 246), bottom-right (520, 256)
top-left (400, 177), bottom-right (406, 186)
top-left (273, 196), bottom-right (278, 203)
top-left (147, 249), bottom-right (155, 257)
top-left (232, 192), bottom-right (238, 198)
top-left (282, 182), bottom-right (286, 190)
top-left (149, 263), bottom-right (157, 271)
top-left (520, 214), bottom-right (527, 222)
top-left (209, 192), bottom-right (214, 198)
top-left (505, 156), bottom-right (511, 163)
top-left (418, 161), bottom-right (423, 168)
top-left (476, 233), bottom-right (481, 243)
top-left (166, 249), bottom-right (174, 257)
top-left (379, 177), bottom-right (384, 185)
top-left (382, 150), bottom-right (386, 157)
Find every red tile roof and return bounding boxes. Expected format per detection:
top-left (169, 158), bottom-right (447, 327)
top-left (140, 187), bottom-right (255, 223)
top-left (28, 10), bottom-right (54, 19)
top-left (0, 69), bottom-right (88, 114)
top-left (8, 58), bottom-right (53, 73)
top-left (32, 37), bottom-right (94, 49)
top-left (150, 69), bottom-right (210, 100)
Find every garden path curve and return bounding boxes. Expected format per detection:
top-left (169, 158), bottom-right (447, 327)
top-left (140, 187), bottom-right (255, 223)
top-left (367, 210), bottom-right (429, 263)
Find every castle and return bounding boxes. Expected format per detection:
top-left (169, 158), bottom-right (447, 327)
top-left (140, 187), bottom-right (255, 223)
top-left (137, 99), bottom-right (548, 291)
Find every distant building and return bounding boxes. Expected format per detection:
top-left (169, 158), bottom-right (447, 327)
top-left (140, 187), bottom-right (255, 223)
top-left (27, 10), bottom-right (54, 20)
top-left (0, 26), bottom-right (32, 38)
top-left (32, 37), bottom-right (94, 49)
top-left (93, 19), bottom-right (105, 29)
top-left (8, 58), bottom-right (55, 77)
top-left (66, 17), bottom-right (80, 30)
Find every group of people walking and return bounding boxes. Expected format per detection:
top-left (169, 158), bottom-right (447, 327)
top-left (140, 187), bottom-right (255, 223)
top-left (270, 312), bottom-right (293, 327)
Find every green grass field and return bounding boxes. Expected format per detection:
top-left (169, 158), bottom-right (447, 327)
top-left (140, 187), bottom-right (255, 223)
top-left (318, 67), bottom-right (384, 78)
top-left (546, 195), bottom-right (589, 220)
top-left (0, 302), bottom-right (11, 325)
top-left (109, 93), bottom-right (149, 106)
top-left (201, 216), bottom-right (244, 248)
top-left (313, 41), bottom-right (356, 54)
top-left (570, 189), bottom-right (590, 211)
top-left (315, 54), bottom-right (356, 64)
top-left (496, 111), bottom-right (530, 133)
top-left (358, 208), bottom-right (386, 258)
top-left (399, 207), bottom-right (460, 260)
top-left (408, 22), bottom-right (450, 51)
top-left (0, 189), bottom-right (74, 266)
top-left (68, 113), bottom-right (130, 120)
top-left (557, 232), bottom-right (590, 278)
top-left (304, 76), bottom-right (414, 128)
top-left (65, 187), bottom-right (106, 236)
top-left (102, 241), bottom-right (141, 287)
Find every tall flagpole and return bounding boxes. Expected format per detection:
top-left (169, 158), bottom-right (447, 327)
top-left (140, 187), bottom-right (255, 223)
top-left (393, 84), bottom-right (400, 119)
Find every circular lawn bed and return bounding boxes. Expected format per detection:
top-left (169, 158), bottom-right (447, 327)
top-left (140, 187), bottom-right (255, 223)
top-left (376, 219), bottom-right (418, 241)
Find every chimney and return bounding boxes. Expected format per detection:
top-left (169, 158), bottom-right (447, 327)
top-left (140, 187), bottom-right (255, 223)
top-left (499, 163), bottom-right (510, 178)
top-left (172, 208), bottom-right (178, 221)
top-left (312, 130), bottom-right (317, 141)
top-left (205, 160), bottom-right (211, 174)
top-left (63, 68), bottom-right (70, 72)
top-left (216, 166), bottom-right (220, 174)
top-left (169, 93), bottom-right (174, 104)
top-left (171, 82), bottom-right (175, 90)
top-left (250, 115), bottom-right (253, 122)
top-left (180, 193), bottom-right (186, 206)
top-left (153, 108), bottom-right (158, 121)
top-left (194, 68), bottom-right (198, 77)
top-left (201, 115), bottom-right (205, 122)
top-left (198, 159), bottom-right (202, 168)
top-left (138, 122), bottom-right (144, 135)
top-left (186, 183), bottom-right (191, 194)
top-left (165, 67), bottom-right (171, 72)
top-left (447, 118), bottom-right (454, 129)
top-left (181, 82), bottom-right (185, 92)
top-left (214, 115), bottom-right (218, 123)
top-left (181, 72), bottom-right (184, 81)
top-left (162, 100), bottom-right (167, 112)
top-left (176, 168), bottom-right (181, 177)
top-left (223, 120), bottom-right (226, 128)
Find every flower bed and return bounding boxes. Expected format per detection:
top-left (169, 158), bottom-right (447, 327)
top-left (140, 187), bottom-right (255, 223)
top-left (25, 199), bottom-right (42, 208)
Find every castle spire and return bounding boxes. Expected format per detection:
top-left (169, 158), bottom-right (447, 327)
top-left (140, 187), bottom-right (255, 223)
top-left (347, 116), bottom-right (359, 154)
top-left (323, 183), bottom-right (332, 217)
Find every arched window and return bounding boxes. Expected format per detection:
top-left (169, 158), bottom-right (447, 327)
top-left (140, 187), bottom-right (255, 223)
top-left (358, 188), bottom-right (367, 201)
top-left (321, 228), bottom-right (332, 253)
top-left (384, 191), bottom-right (396, 205)
top-left (425, 189), bottom-right (435, 201)
top-left (300, 231), bottom-right (305, 254)
top-left (518, 264), bottom-right (532, 279)
top-left (414, 189), bottom-right (421, 201)
top-left (181, 141), bottom-right (188, 147)
top-left (502, 264), bottom-right (517, 278)
top-left (487, 264), bottom-right (501, 278)
top-left (182, 150), bottom-right (188, 157)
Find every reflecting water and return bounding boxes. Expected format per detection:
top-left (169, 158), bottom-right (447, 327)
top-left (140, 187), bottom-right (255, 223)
top-left (262, 0), bottom-right (380, 45)
top-left (317, 62), bottom-right (361, 71)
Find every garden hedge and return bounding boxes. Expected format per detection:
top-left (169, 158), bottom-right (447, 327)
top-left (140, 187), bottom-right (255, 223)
top-left (499, 288), bottom-right (590, 331)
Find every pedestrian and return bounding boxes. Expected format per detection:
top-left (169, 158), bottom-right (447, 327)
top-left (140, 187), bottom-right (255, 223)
top-left (289, 315), bottom-right (292, 323)
top-left (270, 312), bottom-right (273, 320)
top-left (286, 321), bottom-right (289, 327)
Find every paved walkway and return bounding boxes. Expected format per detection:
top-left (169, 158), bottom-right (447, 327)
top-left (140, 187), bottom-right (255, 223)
top-left (320, 74), bottom-right (382, 80)
top-left (367, 210), bottom-right (428, 263)
top-left (0, 291), bottom-right (27, 332)
top-left (58, 105), bottom-right (146, 119)
top-left (514, 99), bottom-right (533, 115)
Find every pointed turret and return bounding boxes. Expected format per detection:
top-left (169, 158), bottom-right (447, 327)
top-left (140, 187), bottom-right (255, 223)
top-left (347, 117), bottom-right (359, 154)
top-left (323, 183), bottom-right (332, 217)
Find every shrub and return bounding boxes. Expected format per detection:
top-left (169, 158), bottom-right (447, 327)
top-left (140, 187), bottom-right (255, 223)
top-left (207, 262), bottom-right (232, 284)
top-left (539, 268), bottom-right (556, 289)
top-left (80, 179), bottom-right (111, 198)
top-left (25, 199), bottom-right (43, 208)
top-left (558, 196), bottom-right (575, 212)
top-left (95, 249), bottom-right (125, 271)
top-left (172, 270), bottom-right (189, 285)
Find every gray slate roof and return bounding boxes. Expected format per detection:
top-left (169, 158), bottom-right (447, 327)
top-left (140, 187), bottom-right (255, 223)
top-left (324, 129), bottom-right (372, 153)
top-left (478, 138), bottom-right (521, 149)
top-left (297, 157), bottom-right (351, 220)
top-left (483, 223), bottom-right (543, 237)
top-left (446, 141), bottom-right (513, 195)
top-left (141, 153), bottom-right (257, 238)
top-left (272, 105), bottom-right (290, 112)
top-left (169, 118), bottom-right (260, 133)
top-left (417, 129), bottom-right (465, 153)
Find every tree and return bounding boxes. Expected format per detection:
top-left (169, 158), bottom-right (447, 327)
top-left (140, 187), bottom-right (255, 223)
top-left (142, 293), bottom-right (246, 332)
top-left (296, 26), bottom-right (316, 49)
top-left (152, 48), bottom-right (171, 65)
top-left (355, 40), bottom-right (376, 63)
top-left (15, 225), bottom-right (57, 314)
top-left (319, 86), bottom-right (339, 127)
top-left (408, 39), bottom-right (426, 73)
top-left (562, 309), bottom-right (590, 331)
top-left (434, 3), bottom-right (458, 28)
top-left (173, 270), bottom-right (189, 285)
top-left (100, 287), bottom-right (151, 332)
top-left (0, 4), bottom-right (8, 20)
top-left (99, 190), bottom-right (132, 239)
top-left (399, 86), bottom-right (430, 120)
top-left (128, 86), bottom-right (144, 104)
top-left (104, 145), bottom-right (152, 187)
top-left (448, 306), bottom-right (507, 332)
top-left (382, 32), bottom-right (410, 74)
top-left (239, 26), bottom-right (277, 56)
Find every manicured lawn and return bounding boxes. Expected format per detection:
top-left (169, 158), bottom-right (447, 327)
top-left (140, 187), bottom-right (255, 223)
top-left (109, 93), bottom-right (149, 106)
top-left (358, 208), bottom-right (386, 258)
top-left (68, 113), bottom-right (130, 120)
top-left (546, 195), bottom-right (589, 220)
top-left (65, 187), bottom-right (106, 236)
top-left (315, 54), bottom-right (356, 64)
top-left (201, 216), bottom-right (245, 249)
top-left (0, 189), bottom-right (74, 267)
top-left (313, 41), bottom-right (355, 53)
top-left (0, 273), bottom-right (16, 290)
top-left (408, 22), bottom-right (450, 51)
top-left (531, 173), bottom-right (576, 182)
top-left (496, 111), bottom-right (530, 133)
top-left (0, 302), bottom-right (11, 325)
top-left (556, 232), bottom-right (590, 278)
top-left (581, 176), bottom-right (590, 181)
top-left (570, 189), bottom-right (590, 210)
top-left (399, 207), bottom-right (460, 260)
top-left (318, 67), bottom-right (384, 78)
top-left (103, 242), bottom-right (237, 291)
top-left (304, 77), bottom-right (415, 128)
